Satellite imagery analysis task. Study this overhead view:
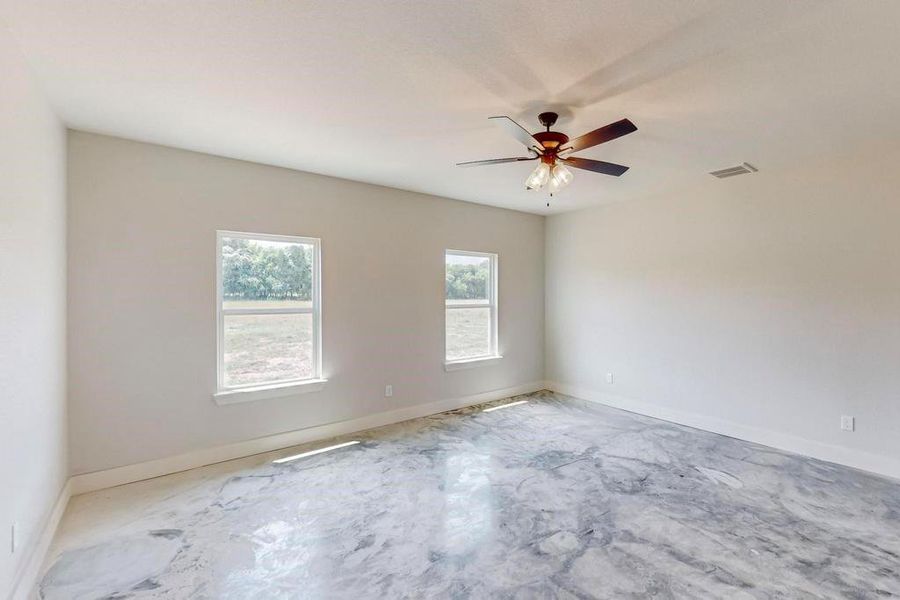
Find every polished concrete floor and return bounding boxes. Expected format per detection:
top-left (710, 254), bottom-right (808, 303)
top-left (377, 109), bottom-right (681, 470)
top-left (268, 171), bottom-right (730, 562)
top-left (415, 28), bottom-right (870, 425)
top-left (40, 391), bottom-right (900, 599)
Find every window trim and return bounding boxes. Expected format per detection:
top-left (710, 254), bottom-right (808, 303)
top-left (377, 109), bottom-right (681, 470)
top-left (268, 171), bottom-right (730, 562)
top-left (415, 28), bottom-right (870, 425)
top-left (444, 248), bottom-right (500, 366)
top-left (216, 230), bottom-right (323, 397)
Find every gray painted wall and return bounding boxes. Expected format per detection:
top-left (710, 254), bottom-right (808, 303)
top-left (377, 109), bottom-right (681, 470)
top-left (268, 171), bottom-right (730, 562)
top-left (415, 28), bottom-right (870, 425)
top-left (67, 132), bottom-right (545, 474)
top-left (0, 26), bottom-right (67, 595)
top-left (546, 146), bottom-right (900, 476)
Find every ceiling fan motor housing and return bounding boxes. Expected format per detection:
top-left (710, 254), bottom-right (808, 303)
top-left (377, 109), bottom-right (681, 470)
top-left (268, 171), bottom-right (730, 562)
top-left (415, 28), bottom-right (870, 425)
top-left (534, 130), bottom-right (569, 152)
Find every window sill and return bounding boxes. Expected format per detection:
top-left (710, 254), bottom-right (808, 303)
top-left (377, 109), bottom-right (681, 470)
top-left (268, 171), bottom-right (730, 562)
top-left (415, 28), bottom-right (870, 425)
top-left (213, 379), bottom-right (328, 406)
top-left (444, 355), bottom-right (503, 371)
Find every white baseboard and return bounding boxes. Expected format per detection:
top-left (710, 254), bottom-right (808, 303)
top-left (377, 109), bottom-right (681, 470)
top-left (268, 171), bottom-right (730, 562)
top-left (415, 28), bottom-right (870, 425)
top-left (9, 479), bottom-right (71, 600)
top-left (546, 380), bottom-right (900, 482)
top-left (70, 381), bottom-right (548, 496)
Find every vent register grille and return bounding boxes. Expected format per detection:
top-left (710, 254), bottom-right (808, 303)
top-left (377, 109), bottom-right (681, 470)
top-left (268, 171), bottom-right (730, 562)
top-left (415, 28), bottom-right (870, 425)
top-left (710, 162), bottom-right (758, 178)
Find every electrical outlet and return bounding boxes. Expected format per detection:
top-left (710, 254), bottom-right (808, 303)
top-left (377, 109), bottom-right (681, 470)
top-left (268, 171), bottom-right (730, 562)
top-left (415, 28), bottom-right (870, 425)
top-left (605, 373), bottom-right (614, 384)
top-left (841, 415), bottom-right (855, 432)
top-left (385, 385), bottom-right (393, 397)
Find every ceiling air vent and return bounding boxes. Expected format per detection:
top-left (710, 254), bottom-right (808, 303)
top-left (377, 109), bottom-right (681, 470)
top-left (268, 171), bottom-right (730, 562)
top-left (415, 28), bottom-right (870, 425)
top-left (710, 162), bottom-right (758, 179)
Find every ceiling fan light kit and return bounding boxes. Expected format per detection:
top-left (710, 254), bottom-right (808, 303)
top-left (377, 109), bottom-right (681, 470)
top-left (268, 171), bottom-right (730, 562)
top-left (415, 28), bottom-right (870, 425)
top-left (547, 162), bottom-right (573, 193)
top-left (458, 111), bottom-right (637, 203)
top-left (525, 161), bottom-right (551, 190)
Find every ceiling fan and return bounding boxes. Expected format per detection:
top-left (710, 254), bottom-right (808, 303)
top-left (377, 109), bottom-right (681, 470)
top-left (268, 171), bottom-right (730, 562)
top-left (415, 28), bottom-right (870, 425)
top-left (457, 112), bottom-right (636, 195)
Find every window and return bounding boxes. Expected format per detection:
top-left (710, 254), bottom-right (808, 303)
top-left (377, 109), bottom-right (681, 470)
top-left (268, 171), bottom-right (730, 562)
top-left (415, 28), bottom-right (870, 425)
top-left (445, 249), bottom-right (499, 364)
top-left (216, 231), bottom-right (321, 394)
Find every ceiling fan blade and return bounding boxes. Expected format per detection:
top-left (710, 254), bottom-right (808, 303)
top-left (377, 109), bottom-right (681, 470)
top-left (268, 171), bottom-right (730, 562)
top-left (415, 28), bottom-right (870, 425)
top-left (562, 156), bottom-right (630, 176)
top-left (560, 118), bottom-right (637, 153)
top-left (489, 116), bottom-right (545, 154)
top-left (456, 156), bottom-right (538, 168)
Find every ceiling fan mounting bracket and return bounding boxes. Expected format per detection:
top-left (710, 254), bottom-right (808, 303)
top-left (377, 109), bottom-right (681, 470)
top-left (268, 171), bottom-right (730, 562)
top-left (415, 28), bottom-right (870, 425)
top-left (538, 111), bottom-right (559, 130)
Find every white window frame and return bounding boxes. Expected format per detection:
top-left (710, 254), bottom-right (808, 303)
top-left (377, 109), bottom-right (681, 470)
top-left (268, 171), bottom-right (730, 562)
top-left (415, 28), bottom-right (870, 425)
top-left (214, 230), bottom-right (324, 403)
top-left (444, 249), bottom-right (501, 369)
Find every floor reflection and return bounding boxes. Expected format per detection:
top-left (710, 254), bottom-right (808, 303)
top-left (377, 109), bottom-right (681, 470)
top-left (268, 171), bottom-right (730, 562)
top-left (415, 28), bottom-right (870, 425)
top-left (38, 391), bottom-right (900, 599)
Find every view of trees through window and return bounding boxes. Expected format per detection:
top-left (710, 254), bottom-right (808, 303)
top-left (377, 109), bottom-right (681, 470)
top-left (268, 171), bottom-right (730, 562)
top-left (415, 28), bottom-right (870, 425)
top-left (224, 239), bottom-right (489, 305)
top-left (445, 261), bottom-right (489, 300)
top-left (222, 237), bottom-right (313, 305)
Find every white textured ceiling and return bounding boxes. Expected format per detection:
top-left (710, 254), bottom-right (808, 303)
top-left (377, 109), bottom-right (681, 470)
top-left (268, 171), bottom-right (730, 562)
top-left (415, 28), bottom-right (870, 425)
top-left (3, 1), bottom-right (900, 214)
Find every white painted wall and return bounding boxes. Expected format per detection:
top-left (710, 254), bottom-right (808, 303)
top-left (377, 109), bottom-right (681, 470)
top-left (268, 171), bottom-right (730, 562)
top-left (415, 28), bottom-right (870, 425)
top-left (546, 146), bottom-right (900, 477)
top-left (67, 132), bottom-right (544, 475)
top-left (0, 24), bottom-right (67, 597)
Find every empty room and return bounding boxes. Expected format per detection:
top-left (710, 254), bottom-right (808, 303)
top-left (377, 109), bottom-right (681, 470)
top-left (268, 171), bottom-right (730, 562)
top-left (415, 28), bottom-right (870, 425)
top-left (2, 1), bottom-right (899, 598)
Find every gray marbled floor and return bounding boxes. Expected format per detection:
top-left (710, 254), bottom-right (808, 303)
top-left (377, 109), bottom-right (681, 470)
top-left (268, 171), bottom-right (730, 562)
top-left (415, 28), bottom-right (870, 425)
top-left (39, 391), bottom-right (900, 599)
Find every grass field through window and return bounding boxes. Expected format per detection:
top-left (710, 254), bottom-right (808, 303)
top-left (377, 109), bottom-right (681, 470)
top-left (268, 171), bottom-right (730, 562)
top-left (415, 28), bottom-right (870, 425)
top-left (445, 307), bottom-right (491, 360)
top-left (223, 313), bottom-right (313, 387)
top-left (222, 302), bottom-right (491, 385)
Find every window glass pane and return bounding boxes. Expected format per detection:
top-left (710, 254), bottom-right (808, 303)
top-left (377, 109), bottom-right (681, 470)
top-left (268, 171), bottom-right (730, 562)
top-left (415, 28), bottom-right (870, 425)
top-left (445, 253), bottom-right (490, 303)
top-left (446, 307), bottom-right (491, 360)
top-left (224, 313), bottom-right (313, 386)
top-left (221, 236), bottom-right (313, 309)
